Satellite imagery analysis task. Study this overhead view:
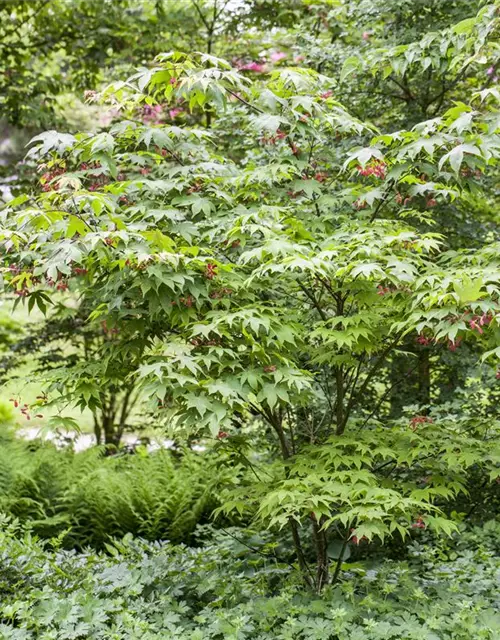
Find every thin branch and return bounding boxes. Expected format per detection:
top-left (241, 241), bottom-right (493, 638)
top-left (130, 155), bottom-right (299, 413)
top-left (356, 362), bottom-right (420, 432)
top-left (69, 196), bottom-right (98, 232)
top-left (214, 0), bottom-right (231, 22)
top-left (219, 527), bottom-right (300, 574)
top-left (225, 88), bottom-right (265, 114)
top-left (342, 333), bottom-right (403, 431)
top-left (297, 281), bottom-right (328, 321)
top-left (190, 0), bottom-right (210, 31)
top-left (388, 74), bottom-right (415, 102)
top-left (0, 0), bottom-right (52, 49)
top-left (370, 179), bottom-right (395, 222)
top-left (315, 274), bottom-right (337, 299)
top-left (429, 62), bottom-right (472, 114)
top-left (343, 357), bottom-right (364, 394)
top-left (331, 532), bottom-right (350, 584)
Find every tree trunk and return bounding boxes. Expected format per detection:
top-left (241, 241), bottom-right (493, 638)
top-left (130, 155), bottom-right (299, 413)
top-left (289, 520), bottom-right (314, 590)
top-left (417, 349), bottom-right (431, 408)
top-left (270, 411), bottom-right (314, 589)
top-left (335, 365), bottom-right (344, 434)
top-left (389, 354), bottom-right (403, 418)
top-left (93, 387), bottom-right (137, 450)
top-left (335, 294), bottom-right (346, 435)
top-left (312, 516), bottom-right (329, 592)
top-left (92, 412), bottom-right (102, 445)
top-left (103, 420), bottom-right (119, 447)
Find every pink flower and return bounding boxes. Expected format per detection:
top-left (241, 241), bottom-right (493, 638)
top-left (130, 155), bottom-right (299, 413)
top-left (314, 171), bottom-right (328, 182)
top-left (448, 338), bottom-right (462, 352)
top-left (357, 160), bottom-right (387, 179)
top-left (142, 104), bottom-right (163, 124)
top-left (487, 66), bottom-right (496, 76)
top-left (362, 31), bottom-right (371, 41)
top-left (479, 312), bottom-right (493, 326)
top-left (169, 108), bottom-right (183, 119)
top-left (320, 90), bottom-right (333, 100)
top-left (84, 89), bottom-right (97, 101)
top-left (469, 318), bottom-right (483, 334)
top-left (98, 107), bottom-right (120, 128)
top-left (270, 51), bottom-right (287, 63)
top-left (238, 61), bottom-right (265, 73)
top-left (410, 415), bottom-right (433, 430)
top-left (353, 198), bottom-right (367, 210)
top-left (377, 285), bottom-right (393, 296)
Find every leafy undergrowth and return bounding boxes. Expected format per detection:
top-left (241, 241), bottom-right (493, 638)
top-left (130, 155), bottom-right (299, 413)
top-left (0, 518), bottom-right (498, 639)
top-left (0, 438), bottom-right (237, 548)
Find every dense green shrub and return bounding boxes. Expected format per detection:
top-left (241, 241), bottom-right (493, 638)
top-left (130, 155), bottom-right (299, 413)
top-left (0, 517), bottom-right (498, 639)
top-left (0, 439), bottom-right (235, 547)
top-left (4, 3), bottom-right (500, 590)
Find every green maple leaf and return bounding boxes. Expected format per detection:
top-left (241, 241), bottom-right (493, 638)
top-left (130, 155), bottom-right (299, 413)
top-left (453, 275), bottom-right (484, 303)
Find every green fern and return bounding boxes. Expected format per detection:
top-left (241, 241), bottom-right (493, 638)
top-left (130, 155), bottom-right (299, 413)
top-left (0, 439), bottom-right (237, 548)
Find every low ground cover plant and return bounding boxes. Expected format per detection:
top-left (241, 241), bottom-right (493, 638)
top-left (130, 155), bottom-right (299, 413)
top-left (0, 517), bottom-right (499, 639)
